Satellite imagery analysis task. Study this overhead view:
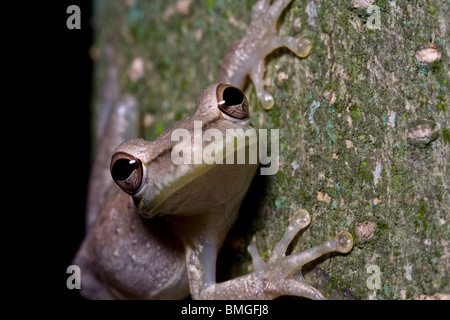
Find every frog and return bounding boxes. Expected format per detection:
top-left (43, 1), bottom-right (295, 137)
top-left (74, 0), bottom-right (353, 300)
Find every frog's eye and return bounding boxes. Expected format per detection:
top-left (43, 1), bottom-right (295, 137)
top-left (110, 152), bottom-right (143, 195)
top-left (216, 84), bottom-right (249, 120)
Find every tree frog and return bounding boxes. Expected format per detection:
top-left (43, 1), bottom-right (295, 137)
top-left (74, 0), bottom-right (353, 299)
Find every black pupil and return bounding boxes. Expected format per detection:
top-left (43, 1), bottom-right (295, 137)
top-left (112, 158), bottom-right (136, 181)
top-left (223, 87), bottom-right (244, 106)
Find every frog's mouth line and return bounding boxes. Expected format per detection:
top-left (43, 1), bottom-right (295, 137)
top-left (135, 137), bottom-right (255, 219)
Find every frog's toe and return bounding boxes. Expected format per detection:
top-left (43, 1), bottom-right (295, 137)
top-left (249, 59), bottom-right (275, 110)
top-left (265, 232), bottom-right (352, 299)
top-left (278, 231), bottom-right (354, 276)
top-left (268, 209), bottom-right (311, 264)
top-left (276, 277), bottom-right (326, 300)
top-left (269, 36), bottom-right (312, 58)
top-left (248, 236), bottom-right (265, 272)
top-left (249, 34), bottom-right (311, 110)
top-left (251, 0), bottom-right (271, 20)
top-left (257, 91), bottom-right (275, 111)
top-left (247, 209), bottom-right (310, 271)
top-left (248, 210), bottom-right (353, 299)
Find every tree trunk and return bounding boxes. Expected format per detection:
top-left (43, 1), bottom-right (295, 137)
top-left (92, 0), bottom-right (449, 299)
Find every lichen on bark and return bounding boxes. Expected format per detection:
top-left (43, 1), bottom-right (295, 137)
top-left (92, 0), bottom-right (449, 299)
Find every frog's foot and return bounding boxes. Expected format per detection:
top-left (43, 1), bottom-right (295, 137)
top-left (250, 1), bottom-right (312, 110)
top-left (219, 0), bottom-right (312, 110)
top-left (247, 209), bottom-right (353, 299)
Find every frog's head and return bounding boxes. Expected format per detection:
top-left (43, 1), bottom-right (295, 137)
top-left (109, 84), bottom-right (257, 219)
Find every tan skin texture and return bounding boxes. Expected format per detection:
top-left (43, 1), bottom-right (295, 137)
top-left (74, 0), bottom-right (353, 300)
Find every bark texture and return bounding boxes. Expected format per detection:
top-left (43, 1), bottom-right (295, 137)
top-left (92, 0), bottom-right (449, 299)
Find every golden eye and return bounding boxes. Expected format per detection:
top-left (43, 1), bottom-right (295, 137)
top-left (216, 84), bottom-right (249, 120)
top-left (110, 152), bottom-right (143, 195)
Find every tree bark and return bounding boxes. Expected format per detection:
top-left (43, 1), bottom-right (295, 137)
top-left (92, 0), bottom-right (449, 299)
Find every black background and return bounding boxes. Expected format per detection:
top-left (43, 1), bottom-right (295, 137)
top-left (5, 1), bottom-right (92, 301)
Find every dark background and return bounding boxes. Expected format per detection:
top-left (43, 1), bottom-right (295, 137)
top-left (5, 1), bottom-right (92, 299)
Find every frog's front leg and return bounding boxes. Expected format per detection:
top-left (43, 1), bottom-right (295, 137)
top-left (182, 209), bottom-right (352, 300)
top-left (218, 0), bottom-right (312, 110)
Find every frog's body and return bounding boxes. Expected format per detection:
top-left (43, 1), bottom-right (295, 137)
top-left (75, 190), bottom-right (189, 299)
top-left (74, 0), bottom-right (353, 300)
